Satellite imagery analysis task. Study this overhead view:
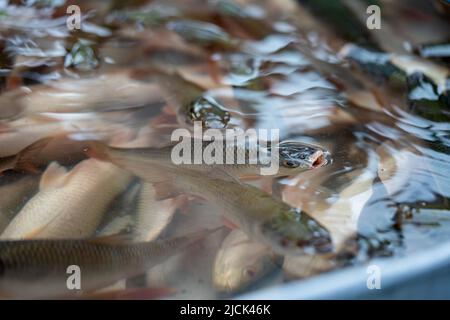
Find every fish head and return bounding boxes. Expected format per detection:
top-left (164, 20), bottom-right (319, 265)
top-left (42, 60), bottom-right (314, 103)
top-left (273, 141), bottom-right (331, 176)
top-left (213, 245), bottom-right (280, 293)
top-left (260, 208), bottom-right (333, 255)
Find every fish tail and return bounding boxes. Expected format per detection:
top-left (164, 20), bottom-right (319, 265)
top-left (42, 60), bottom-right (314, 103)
top-left (85, 141), bottom-right (112, 162)
top-left (0, 136), bottom-right (55, 174)
top-left (14, 137), bottom-right (55, 173)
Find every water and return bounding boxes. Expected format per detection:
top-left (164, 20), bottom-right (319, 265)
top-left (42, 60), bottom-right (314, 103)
top-left (0, 0), bottom-right (449, 299)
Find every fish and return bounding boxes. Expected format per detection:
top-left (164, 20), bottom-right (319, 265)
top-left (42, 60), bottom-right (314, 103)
top-left (0, 175), bottom-right (39, 233)
top-left (86, 142), bottom-right (333, 256)
top-left (0, 159), bottom-right (132, 239)
top-left (87, 136), bottom-right (330, 179)
top-left (0, 72), bottom-right (165, 119)
top-left (0, 229), bottom-right (213, 298)
top-left (213, 229), bottom-right (281, 293)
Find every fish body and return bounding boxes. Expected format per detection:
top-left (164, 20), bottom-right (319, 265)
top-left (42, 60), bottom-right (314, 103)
top-left (1, 159), bottom-right (132, 239)
top-left (0, 230), bottom-right (210, 298)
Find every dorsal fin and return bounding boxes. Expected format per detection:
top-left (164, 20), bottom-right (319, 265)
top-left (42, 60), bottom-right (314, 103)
top-left (39, 162), bottom-right (69, 190)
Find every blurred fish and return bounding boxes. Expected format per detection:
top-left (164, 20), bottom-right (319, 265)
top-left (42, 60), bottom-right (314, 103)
top-left (1, 159), bottom-right (132, 239)
top-left (213, 229), bottom-right (281, 293)
top-left (166, 19), bottom-right (239, 49)
top-left (0, 135), bottom-right (89, 173)
top-left (0, 72), bottom-right (165, 119)
top-left (0, 175), bottom-right (39, 233)
top-left (0, 117), bottom-right (66, 158)
top-left (86, 142), bottom-right (333, 256)
top-left (0, 229), bottom-right (213, 298)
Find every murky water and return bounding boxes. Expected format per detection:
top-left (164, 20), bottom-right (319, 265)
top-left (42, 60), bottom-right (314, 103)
top-left (0, 0), bottom-right (449, 299)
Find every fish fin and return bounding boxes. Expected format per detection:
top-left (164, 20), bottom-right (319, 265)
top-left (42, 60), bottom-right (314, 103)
top-left (88, 233), bottom-right (135, 245)
top-left (0, 155), bottom-right (18, 174)
top-left (15, 137), bottom-right (55, 172)
top-left (86, 286), bottom-right (176, 300)
top-left (85, 141), bottom-right (112, 162)
top-left (39, 162), bottom-right (69, 190)
top-left (18, 162), bottom-right (40, 174)
top-left (0, 136), bottom-right (54, 174)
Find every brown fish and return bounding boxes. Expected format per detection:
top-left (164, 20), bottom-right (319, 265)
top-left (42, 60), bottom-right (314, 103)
top-left (0, 229), bottom-right (214, 298)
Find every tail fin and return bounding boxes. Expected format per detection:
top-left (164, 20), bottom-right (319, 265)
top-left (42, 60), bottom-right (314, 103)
top-left (0, 136), bottom-right (54, 174)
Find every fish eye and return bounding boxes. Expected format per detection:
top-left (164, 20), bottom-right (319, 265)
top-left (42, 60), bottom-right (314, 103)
top-left (282, 160), bottom-right (299, 168)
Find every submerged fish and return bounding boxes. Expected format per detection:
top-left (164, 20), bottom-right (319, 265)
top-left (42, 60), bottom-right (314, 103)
top-left (89, 136), bottom-right (329, 179)
top-left (213, 229), bottom-right (281, 293)
top-left (87, 142), bottom-right (333, 256)
top-left (1, 159), bottom-right (132, 239)
top-left (0, 229), bottom-right (213, 298)
top-left (0, 72), bottom-right (165, 119)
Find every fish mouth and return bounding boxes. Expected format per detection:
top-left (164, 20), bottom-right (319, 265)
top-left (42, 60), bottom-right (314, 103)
top-left (308, 150), bottom-right (331, 169)
top-left (308, 235), bottom-right (333, 253)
